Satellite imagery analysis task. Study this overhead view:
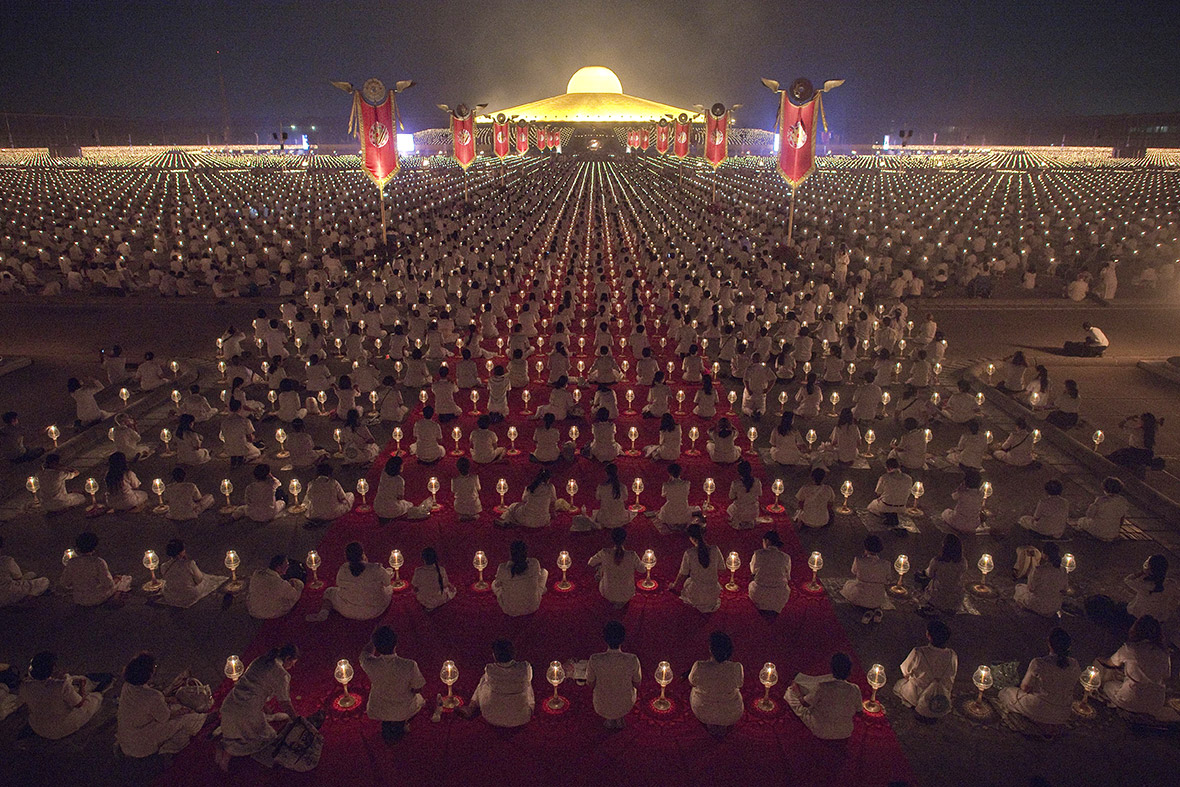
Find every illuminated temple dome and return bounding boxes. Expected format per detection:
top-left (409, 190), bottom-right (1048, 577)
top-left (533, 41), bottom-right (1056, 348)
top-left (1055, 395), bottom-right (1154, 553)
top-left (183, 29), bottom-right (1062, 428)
top-left (479, 66), bottom-right (693, 124)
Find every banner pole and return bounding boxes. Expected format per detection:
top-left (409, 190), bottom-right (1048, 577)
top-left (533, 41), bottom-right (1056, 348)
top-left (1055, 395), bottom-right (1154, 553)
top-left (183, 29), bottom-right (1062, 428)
top-left (378, 187), bottom-right (387, 246)
top-left (787, 187), bottom-right (797, 246)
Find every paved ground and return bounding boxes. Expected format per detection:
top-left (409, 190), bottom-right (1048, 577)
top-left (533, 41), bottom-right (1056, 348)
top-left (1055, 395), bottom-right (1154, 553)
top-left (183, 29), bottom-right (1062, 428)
top-left (1, 298), bottom-right (1179, 787)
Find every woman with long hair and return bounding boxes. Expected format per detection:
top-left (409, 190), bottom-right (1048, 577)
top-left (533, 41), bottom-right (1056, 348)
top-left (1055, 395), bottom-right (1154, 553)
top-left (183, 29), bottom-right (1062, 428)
top-left (688, 631), bottom-right (744, 737)
top-left (588, 527), bottom-right (643, 608)
top-left (727, 460), bottom-right (763, 530)
top-left (1096, 616), bottom-right (1178, 720)
top-left (669, 524), bottom-right (723, 613)
top-left (411, 547), bottom-right (456, 610)
top-left (104, 451), bottom-right (147, 510)
top-left (492, 540), bottom-right (548, 616)
top-left (305, 541), bottom-right (393, 622)
top-left (916, 534), bottom-right (967, 614)
top-left (498, 469), bottom-right (556, 529)
top-left (997, 628), bottom-right (1081, 727)
top-left (216, 643), bottom-right (300, 770)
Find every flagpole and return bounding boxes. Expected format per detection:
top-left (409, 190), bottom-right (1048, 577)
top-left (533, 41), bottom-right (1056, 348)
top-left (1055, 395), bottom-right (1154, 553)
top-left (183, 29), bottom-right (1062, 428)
top-left (787, 187), bottom-right (797, 246)
top-left (378, 186), bottom-right (387, 246)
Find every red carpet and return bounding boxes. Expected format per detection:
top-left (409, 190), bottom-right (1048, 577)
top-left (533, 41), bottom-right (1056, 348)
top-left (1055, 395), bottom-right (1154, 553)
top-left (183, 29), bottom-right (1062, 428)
top-left (160, 167), bottom-right (916, 787)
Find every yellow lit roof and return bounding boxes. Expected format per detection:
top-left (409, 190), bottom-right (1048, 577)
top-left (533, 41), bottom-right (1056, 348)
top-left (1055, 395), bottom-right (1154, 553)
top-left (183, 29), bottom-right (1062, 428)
top-left (479, 66), bottom-right (693, 124)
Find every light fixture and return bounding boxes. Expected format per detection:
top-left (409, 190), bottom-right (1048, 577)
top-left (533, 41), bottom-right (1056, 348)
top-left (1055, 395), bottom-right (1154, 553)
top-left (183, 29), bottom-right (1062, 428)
top-left (334, 659), bottom-right (358, 709)
top-left (544, 661), bottom-right (568, 712)
top-left (972, 554), bottom-right (995, 596)
top-left (806, 551), bottom-right (824, 592)
top-left (219, 479), bottom-right (235, 514)
top-left (287, 478), bottom-right (304, 513)
top-left (889, 555), bottom-right (910, 597)
top-left (725, 551), bottom-right (741, 591)
top-left (566, 479), bottom-right (578, 506)
top-left (84, 477), bottom-right (100, 511)
top-left (142, 549), bottom-right (163, 592)
top-left (907, 481), bottom-right (925, 516)
top-left (224, 655), bottom-right (244, 682)
top-left (25, 476), bottom-right (40, 507)
top-left (427, 477), bottom-right (441, 511)
top-left (702, 477), bottom-right (716, 511)
top-left (965, 665), bottom-right (994, 720)
top-left (863, 664), bottom-right (886, 713)
top-left (1092, 430), bottom-right (1104, 451)
top-left (639, 549), bottom-right (657, 590)
top-left (1062, 553), bottom-right (1077, 595)
top-left (838, 480), bottom-right (854, 513)
top-left (151, 478), bottom-right (167, 513)
top-left (440, 660), bottom-right (461, 708)
top-left (389, 549), bottom-right (407, 590)
top-left (555, 550), bottom-right (573, 591)
top-left (46, 424), bottom-right (59, 448)
top-left (306, 550), bottom-right (323, 589)
top-left (473, 550), bottom-right (489, 591)
top-left (629, 477), bottom-right (645, 512)
top-left (224, 550), bottom-right (243, 592)
top-left (1073, 666), bottom-right (1101, 718)
top-left (652, 660), bottom-right (674, 712)
top-left (275, 428), bottom-right (288, 457)
top-left (755, 662), bottom-right (779, 712)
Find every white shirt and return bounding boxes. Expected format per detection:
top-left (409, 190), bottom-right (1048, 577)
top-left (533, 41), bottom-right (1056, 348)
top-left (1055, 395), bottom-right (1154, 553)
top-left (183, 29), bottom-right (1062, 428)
top-left (360, 651), bottom-right (426, 722)
top-left (689, 659), bottom-right (744, 726)
top-left (247, 568), bottom-right (301, 619)
top-left (587, 649), bottom-right (641, 720)
top-left (493, 559), bottom-right (546, 616)
top-left (588, 548), bottom-right (642, 604)
top-left (474, 661), bottom-right (534, 727)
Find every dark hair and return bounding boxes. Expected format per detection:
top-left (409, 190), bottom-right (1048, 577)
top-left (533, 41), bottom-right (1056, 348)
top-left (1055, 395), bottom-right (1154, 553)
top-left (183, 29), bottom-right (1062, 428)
top-left (603, 620), bottom-right (626, 649)
top-left (927, 619), bottom-right (951, 648)
top-left (1128, 615), bottom-right (1164, 648)
top-left (1102, 477), bottom-right (1122, 495)
top-left (75, 531), bottom-right (98, 553)
top-left (763, 531), bottom-right (783, 548)
top-left (830, 652), bottom-right (852, 680)
top-left (610, 527), bottom-right (627, 565)
top-left (372, 625), bottom-right (397, 655)
top-left (1044, 479), bottom-right (1063, 496)
top-left (269, 554), bottom-right (288, 571)
top-left (123, 652), bottom-right (157, 685)
top-left (261, 643), bottom-right (300, 665)
top-left (1140, 413), bottom-right (1159, 454)
top-left (708, 631), bottom-right (734, 662)
top-left (345, 541), bottom-right (365, 577)
top-left (604, 463), bottom-right (622, 499)
top-left (687, 524), bottom-right (711, 568)
top-left (1042, 542), bottom-right (1062, 568)
top-left (165, 538), bottom-right (185, 559)
top-left (737, 460), bottom-right (755, 492)
top-left (509, 540), bottom-right (529, 577)
top-left (1048, 627), bottom-right (1072, 669)
top-left (253, 463), bottom-right (270, 480)
top-left (962, 468), bottom-right (982, 489)
top-left (171, 466), bottom-right (186, 482)
top-left (105, 451), bottom-right (130, 492)
top-left (837, 407), bottom-right (854, 427)
top-left (1145, 555), bottom-right (1168, 593)
top-left (810, 466), bottom-right (827, 484)
top-left (527, 469), bottom-right (550, 494)
top-left (456, 456), bottom-right (471, 475)
top-left (492, 638), bottom-right (515, 663)
top-left (422, 547), bottom-right (444, 593)
top-left (864, 535), bottom-right (883, 554)
top-left (384, 456), bottom-right (403, 477)
top-left (937, 534), bottom-right (963, 564)
top-left (29, 651), bottom-right (56, 681)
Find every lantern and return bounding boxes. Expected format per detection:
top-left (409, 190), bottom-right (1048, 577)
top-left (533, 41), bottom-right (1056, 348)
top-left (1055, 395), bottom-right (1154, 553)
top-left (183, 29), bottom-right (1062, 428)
top-left (1092, 430), bottom-right (1104, 451)
top-left (556, 551), bottom-right (573, 591)
top-left (755, 662), bottom-right (779, 712)
top-left (521, 389), bottom-right (532, 414)
top-left (1062, 553), bottom-right (1077, 596)
top-left (652, 661), bottom-right (674, 712)
top-left (389, 549), bottom-right (407, 590)
top-left (724, 551), bottom-right (741, 591)
top-left (746, 426), bottom-right (758, 455)
top-left (727, 390), bottom-right (738, 412)
top-left (333, 428), bottom-right (344, 455)
top-left (972, 553), bottom-right (995, 596)
top-left (142, 549), bottom-right (163, 592)
top-left (544, 661), bottom-right (568, 711)
top-left (473, 550), bottom-right (489, 591)
top-left (806, 551), bottom-right (824, 592)
top-left (46, 424), bottom-right (59, 449)
top-left (828, 391), bottom-right (840, 415)
top-left (565, 479), bottom-right (578, 506)
top-left (702, 477), bottom-right (716, 511)
top-left (25, 476), bottom-right (40, 507)
top-left (392, 426), bottom-right (403, 455)
top-left (768, 478), bottom-right (786, 513)
top-left (624, 388), bottom-right (636, 414)
top-left (629, 477), bottom-right (645, 512)
top-left (222, 550), bottom-right (243, 591)
top-left (806, 429), bottom-right (818, 451)
top-left (889, 555), bottom-right (910, 598)
top-left (275, 428), bottom-right (288, 457)
top-left (676, 389), bottom-right (686, 414)
top-left (506, 426), bottom-right (520, 455)
top-left (469, 389), bottom-right (481, 415)
top-left (863, 664), bottom-right (887, 714)
top-left (306, 549), bottom-right (323, 589)
top-left (439, 660), bottom-right (461, 708)
top-left (838, 480), bottom-right (854, 514)
top-left (84, 477), bottom-right (100, 510)
top-left (119, 387), bottom-right (130, 408)
top-left (1073, 666), bottom-right (1102, 718)
top-left (288, 478), bottom-right (305, 513)
top-left (356, 478), bottom-right (370, 512)
top-left (451, 425), bottom-right (463, 456)
top-left (639, 549), bottom-right (658, 590)
top-left (907, 481), bottom-right (925, 516)
top-left (965, 665), bottom-right (994, 720)
top-left (334, 659), bottom-right (358, 709)
top-left (225, 655), bottom-right (244, 683)
top-left (151, 477), bottom-right (167, 513)
top-left (863, 429), bottom-right (876, 457)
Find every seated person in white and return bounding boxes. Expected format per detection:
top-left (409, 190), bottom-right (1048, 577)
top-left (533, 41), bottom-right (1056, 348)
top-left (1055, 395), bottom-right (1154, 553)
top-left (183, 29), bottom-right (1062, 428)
top-left (531, 413), bottom-right (563, 463)
top-left (1124, 555), bottom-right (1178, 626)
top-left (1073, 476), bottom-right (1128, 541)
top-left (161, 466), bottom-right (214, 521)
top-left (591, 384), bottom-right (618, 420)
top-left (117, 652), bottom-right (207, 757)
top-left (112, 413), bottom-right (152, 461)
top-left (587, 408), bottom-right (622, 463)
top-left (893, 619), bottom-right (958, 720)
top-left (1096, 615), bottom-right (1178, 721)
top-left (866, 459), bottom-right (913, 525)
top-left (706, 419), bottom-right (741, 463)
top-left (461, 639), bottom-right (534, 728)
top-left (669, 525), bottom-right (724, 613)
top-left (795, 467), bottom-right (836, 529)
top-left (998, 628), bottom-right (1082, 727)
top-left (410, 406), bottom-right (445, 464)
top-left (219, 400), bottom-right (260, 465)
top-left (993, 418), bottom-right (1036, 466)
top-left (374, 456), bottom-right (429, 523)
top-left (246, 554), bottom-right (304, 619)
top-left (945, 419), bottom-right (987, 471)
top-left (890, 418), bottom-right (929, 471)
top-left (1013, 542), bottom-right (1068, 617)
top-left (785, 652), bottom-right (863, 740)
top-left (471, 415), bottom-right (506, 464)
top-left (39, 454), bottom-right (85, 511)
top-left (824, 408), bottom-right (861, 465)
top-left (286, 418), bottom-right (327, 468)
top-left (1018, 480), bottom-right (1070, 538)
top-left (587, 527), bottom-right (643, 608)
top-left (377, 376), bottom-right (409, 422)
top-left (361, 626), bottom-right (427, 742)
top-left (215, 644), bottom-right (299, 771)
top-left (768, 413), bottom-right (809, 466)
top-left (20, 651), bottom-right (109, 740)
top-left (174, 416), bottom-right (211, 465)
top-left (492, 541), bottom-right (548, 616)
top-left (656, 463), bottom-right (698, 533)
top-left (498, 470), bottom-right (556, 529)
top-left (412, 547), bottom-right (457, 611)
top-left (840, 535), bottom-right (891, 624)
top-left (305, 463), bottom-right (355, 522)
top-left (644, 412), bottom-right (681, 461)
top-left (451, 457), bottom-right (483, 521)
top-left (587, 621), bottom-right (642, 729)
top-left (243, 464), bottom-right (285, 522)
top-left (727, 461), bottom-right (763, 530)
top-left (340, 409), bottom-right (380, 465)
top-left (939, 468), bottom-right (984, 535)
top-left (180, 384), bottom-right (217, 422)
top-left (572, 464), bottom-right (635, 532)
top-left (60, 532), bottom-right (130, 607)
top-left (275, 379), bottom-right (308, 422)
top-left (941, 380), bottom-right (978, 423)
top-left (0, 535), bottom-right (50, 606)
top-left (748, 531), bottom-right (792, 614)
top-left (105, 451), bottom-right (148, 511)
top-left (68, 376), bottom-right (111, 428)
top-left (306, 542), bottom-right (393, 621)
top-left (158, 539), bottom-right (227, 608)
top-left (689, 632), bottom-right (745, 738)
top-left (915, 534), bottom-right (967, 614)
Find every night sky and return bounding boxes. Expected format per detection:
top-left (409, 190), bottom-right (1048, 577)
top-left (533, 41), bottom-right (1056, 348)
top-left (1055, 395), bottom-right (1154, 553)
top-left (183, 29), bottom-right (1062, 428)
top-left (3, 0), bottom-right (1178, 140)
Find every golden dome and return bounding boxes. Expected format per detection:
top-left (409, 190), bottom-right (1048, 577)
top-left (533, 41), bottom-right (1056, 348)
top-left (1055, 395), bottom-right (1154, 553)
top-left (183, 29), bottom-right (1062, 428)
top-left (566, 66), bottom-right (623, 95)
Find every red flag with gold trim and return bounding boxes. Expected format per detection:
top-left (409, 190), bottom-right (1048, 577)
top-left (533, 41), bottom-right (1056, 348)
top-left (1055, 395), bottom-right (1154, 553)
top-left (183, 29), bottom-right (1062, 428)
top-left (492, 115), bottom-right (511, 159)
top-left (673, 115), bottom-right (691, 158)
top-left (452, 114), bottom-right (476, 168)
top-left (515, 124), bottom-right (528, 154)
top-left (638, 128), bottom-right (650, 151)
top-left (347, 80), bottom-right (399, 189)
top-left (777, 92), bottom-right (821, 187)
top-left (655, 121), bottom-right (671, 155)
top-left (537, 127), bottom-right (548, 151)
top-left (549, 129), bottom-right (560, 150)
top-left (704, 104), bottom-right (728, 168)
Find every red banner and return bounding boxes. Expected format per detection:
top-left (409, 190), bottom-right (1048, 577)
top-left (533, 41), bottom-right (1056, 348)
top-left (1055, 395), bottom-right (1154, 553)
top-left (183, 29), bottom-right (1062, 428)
top-left (626, 130), bottom-right (636, 148)
top-left (493, 120), bottom-right (511, 159)
top-left (704, 108), bottom-right (728, 168)
top-left (357, 91), bottom-right (399, 189)
top-left (638, 128), bottom-right (650, 151)
top-left (451, 115), bottom-right (476, 169)
top-left (538, 127), bottom-right (548, 151)
top-left (549, 129), bottom-right (560, 150)
top-left (777, 92), bottom-right (822, 187)
top-left (674, 119), bottom-right (691, 158)
top-left (515, 125), bottom-right (528, 154)
top-left (656, 123), bottom-right (670, 155)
